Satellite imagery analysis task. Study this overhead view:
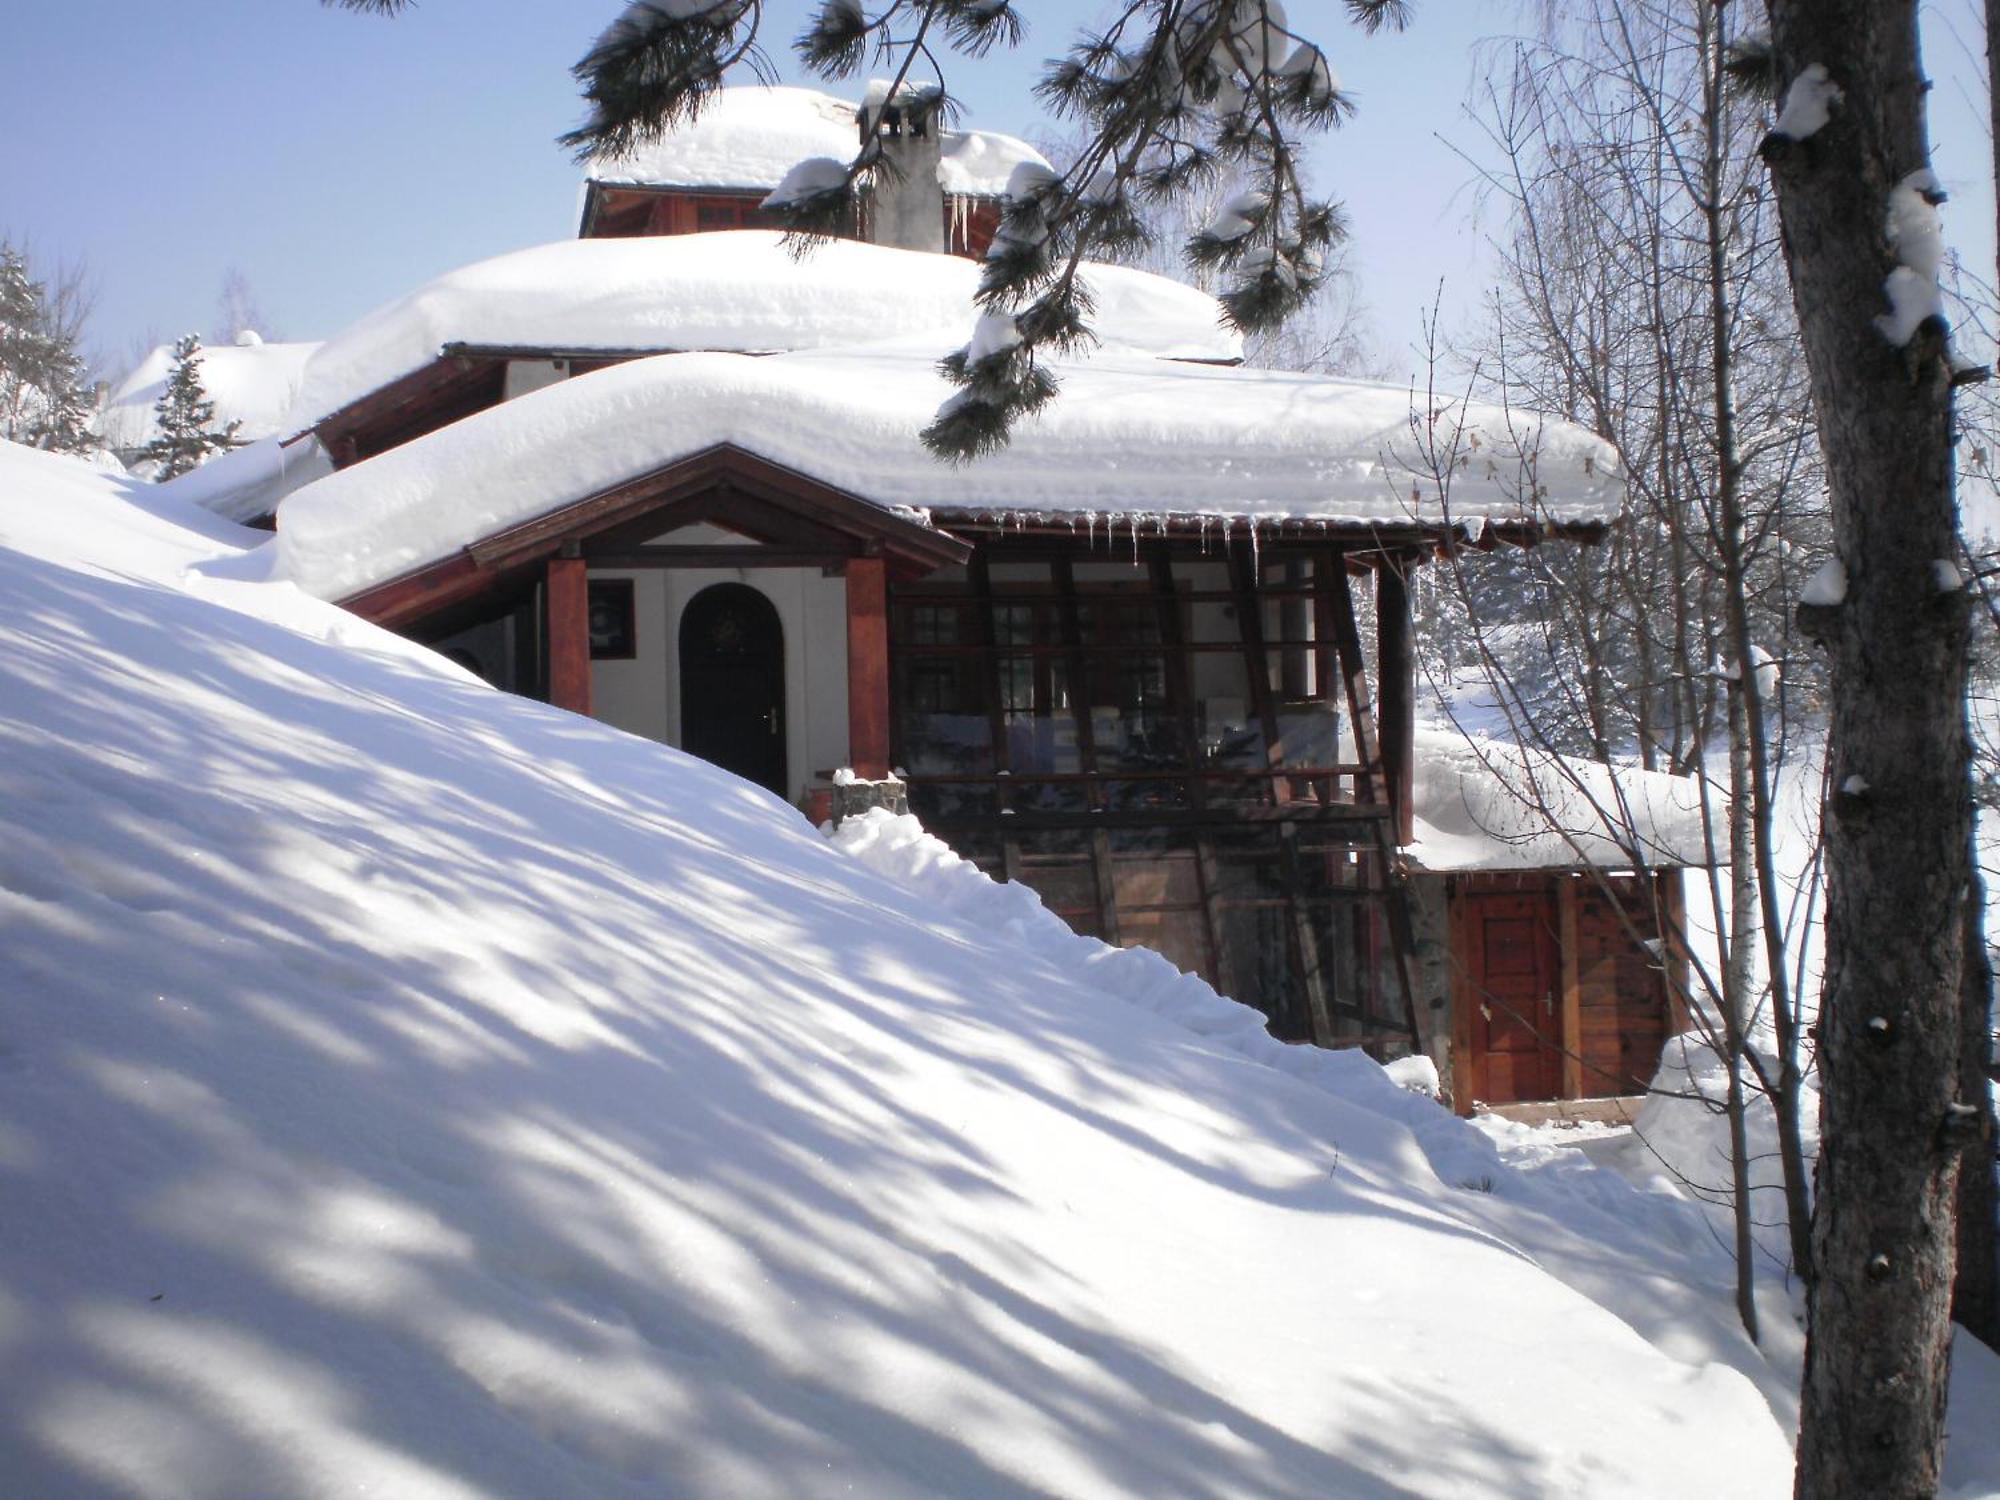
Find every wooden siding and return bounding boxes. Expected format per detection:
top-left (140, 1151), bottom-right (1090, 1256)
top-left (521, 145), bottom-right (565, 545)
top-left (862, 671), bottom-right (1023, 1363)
top-left (1448, 870), bottom-right (1680, 1112)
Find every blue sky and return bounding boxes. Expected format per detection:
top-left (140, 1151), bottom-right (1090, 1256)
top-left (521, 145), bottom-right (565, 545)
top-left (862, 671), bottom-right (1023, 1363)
top-left (1, 1), bottom-right (1993, 379)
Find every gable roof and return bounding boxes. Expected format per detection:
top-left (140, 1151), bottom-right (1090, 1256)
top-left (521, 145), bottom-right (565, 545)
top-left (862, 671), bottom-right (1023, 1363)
top-left (273, 344), bottom-right (1624, 605)
top-left (341, 444), bottom-right (970, 627)
top-left (583, 84), bottom-right (1048, 198)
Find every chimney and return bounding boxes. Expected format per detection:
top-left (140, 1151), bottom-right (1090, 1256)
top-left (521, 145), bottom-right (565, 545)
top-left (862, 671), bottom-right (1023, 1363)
top-left (860, 82), bottom-right (944, 254)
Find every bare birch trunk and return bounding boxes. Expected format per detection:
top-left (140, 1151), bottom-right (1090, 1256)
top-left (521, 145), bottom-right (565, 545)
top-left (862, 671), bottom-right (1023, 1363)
top-left (1725, 674), bottom-right (1762, 1341)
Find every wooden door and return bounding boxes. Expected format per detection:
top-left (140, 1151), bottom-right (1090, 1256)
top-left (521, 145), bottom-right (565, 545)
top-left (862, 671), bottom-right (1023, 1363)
top-left (1463, 887), bottom-right (1563, 1104)
top-left (679, 583), bottom-right (786, 795)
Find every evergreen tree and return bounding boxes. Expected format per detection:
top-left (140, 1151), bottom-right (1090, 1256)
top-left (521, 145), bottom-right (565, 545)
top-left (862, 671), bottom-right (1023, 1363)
top-left (141, 334), bottom-right (241, 479)
top-left (0, 241), bottom-right (98, 456)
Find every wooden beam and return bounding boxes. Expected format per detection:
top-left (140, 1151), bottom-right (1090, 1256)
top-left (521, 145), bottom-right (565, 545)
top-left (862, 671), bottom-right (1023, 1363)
top-left (546, 556), bottom-right (592, 716)
top-left (1375, 554), bottom-right (1416, 846)
top-left (586, 546), bottom-right (855, 570)
top-left (1558, 875), bottom-right (1584, 1100)
top-left (1325, 554), bottom-right (1382, 808)
top-left (1656, 867), bottom-right (1693, 1033)
top-left (846, 555), bottom-right (890, 778)
top-left (1448, 881), bottom-right (1475, 1115)
top-left (469, 445), bottom-right (968, 575)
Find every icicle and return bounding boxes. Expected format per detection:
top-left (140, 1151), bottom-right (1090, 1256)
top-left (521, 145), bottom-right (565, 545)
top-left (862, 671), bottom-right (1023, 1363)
top-left (1130, 514), bottom-right (1141, 565)
top-left (1248, 516), bottom-right (1262, 574)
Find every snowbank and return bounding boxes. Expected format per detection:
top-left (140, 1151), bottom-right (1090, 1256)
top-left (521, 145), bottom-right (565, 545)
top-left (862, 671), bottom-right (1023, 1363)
top-left (1631, 1033), bottom-right (1818, 1277)
top-left (96, 337), bottom-right (320, 456)
top-left (585, 83), bottom-right (1048, 197)
top-left (283, 231), bottom-right (1237, 436)
top-left (275, 346), bottom-right (1622, 602)
top-left (1408, 722), bottom-right (1713, 871)
top-left (1, 438), bottom-right (1796, 1496)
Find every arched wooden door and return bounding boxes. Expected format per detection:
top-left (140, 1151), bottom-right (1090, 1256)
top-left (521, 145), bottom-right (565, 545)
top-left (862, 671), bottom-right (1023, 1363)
top-left (679, 582), bottom-right (786, 795)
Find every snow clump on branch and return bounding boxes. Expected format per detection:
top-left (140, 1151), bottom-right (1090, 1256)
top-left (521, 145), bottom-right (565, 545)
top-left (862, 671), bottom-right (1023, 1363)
top-left (1876, 168), bottom-right (1947, 347)
top-left (1770, 62), bottom-right (1841, 141)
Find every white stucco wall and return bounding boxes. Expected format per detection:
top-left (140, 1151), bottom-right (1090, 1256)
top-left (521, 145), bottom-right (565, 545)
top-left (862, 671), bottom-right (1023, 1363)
top-left (502, 359), bottom-right (568, 401)
top-left (587, 523), bottom-right (851, 802)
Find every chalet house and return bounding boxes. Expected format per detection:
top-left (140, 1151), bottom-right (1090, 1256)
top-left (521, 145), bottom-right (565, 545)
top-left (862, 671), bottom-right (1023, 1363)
top-left (185, 85), bottom-right (1702, 1115)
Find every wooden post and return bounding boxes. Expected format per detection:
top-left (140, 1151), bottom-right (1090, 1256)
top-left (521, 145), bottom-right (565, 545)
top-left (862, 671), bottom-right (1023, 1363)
top-left (1447, 881), bottom-right (1475, 1115)
top-left (1558, 875), bottom-right (1583, 1100)
top-left (1375, 554), bottom-right (1416, 846)
top-left (846, 555), bottom-right (890, 779)
top-left (546, 553), bottom-right (592, 716)
top-left (1655, 866), bottom-right (1693, 1033)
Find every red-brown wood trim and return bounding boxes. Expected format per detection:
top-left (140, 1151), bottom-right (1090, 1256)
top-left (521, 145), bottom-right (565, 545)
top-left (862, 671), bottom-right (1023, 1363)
top-left (546, 556), bottom-right (592, 717)
top-left (846, 556), bottom-right (890, 779)
top-left (586, 545), bottom-right (856, 570)
top-left (341, 550), bottom-right (498, 632)
top-left (340, 445), bottom-right (968, 628)
top-left (1558, 874), bottom-right (1584, 1100)
top-left (470, 445), bottom-right (967, 575)
top-left (307, 356), bottom-right (501, 460)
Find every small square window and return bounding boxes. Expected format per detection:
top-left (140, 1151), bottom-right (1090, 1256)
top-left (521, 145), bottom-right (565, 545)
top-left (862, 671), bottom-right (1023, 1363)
top-left (588, 579), bottom-right (637, 660)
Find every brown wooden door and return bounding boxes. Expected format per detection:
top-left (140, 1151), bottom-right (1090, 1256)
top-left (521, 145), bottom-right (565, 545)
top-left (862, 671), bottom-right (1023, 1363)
top-left (1464, 888), bottom-right (1563, 1104)
top-left (680, 583), bottom-right (786, 796)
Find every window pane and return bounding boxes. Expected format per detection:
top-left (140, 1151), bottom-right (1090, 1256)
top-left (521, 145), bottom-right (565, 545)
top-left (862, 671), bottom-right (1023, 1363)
top-left (898, 654), bottom-right (991, 777)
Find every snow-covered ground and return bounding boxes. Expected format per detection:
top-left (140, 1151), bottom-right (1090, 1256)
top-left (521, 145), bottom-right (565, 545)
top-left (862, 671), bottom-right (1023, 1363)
top-left (0, 439), bottom-right (1993, 1497)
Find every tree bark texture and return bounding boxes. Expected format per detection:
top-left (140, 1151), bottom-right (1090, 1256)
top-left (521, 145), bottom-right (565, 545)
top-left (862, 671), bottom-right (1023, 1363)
top-left (1762, 5), bottom-right (1971, 1496)
top-left (1956, 859), bottom-right (1998, 1349)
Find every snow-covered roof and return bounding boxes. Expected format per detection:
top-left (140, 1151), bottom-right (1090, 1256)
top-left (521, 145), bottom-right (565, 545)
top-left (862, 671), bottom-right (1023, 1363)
top-left (284, 231), bottom-right (1236, 437)
top-left (162, 433), bottom-right (334, 525)
top-left (96, 335), bottom-right (320, 456)
top-left (1407, 724), bottom-right (1714, 872)
top-left (274, 345), bottom-right (1624, 603)
top-left (585, 84), bottom-right (1049, 197)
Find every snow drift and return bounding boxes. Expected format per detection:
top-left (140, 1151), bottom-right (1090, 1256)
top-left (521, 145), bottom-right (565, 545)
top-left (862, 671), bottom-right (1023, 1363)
top-left (6, 439), bottom-right (1988, 1497)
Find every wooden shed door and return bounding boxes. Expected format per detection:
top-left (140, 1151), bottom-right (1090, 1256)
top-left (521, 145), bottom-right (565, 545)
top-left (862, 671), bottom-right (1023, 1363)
top-left (680, 583), bottom-right (786, 796)
top-left (1464, 889), bottom-right (1563, 1104)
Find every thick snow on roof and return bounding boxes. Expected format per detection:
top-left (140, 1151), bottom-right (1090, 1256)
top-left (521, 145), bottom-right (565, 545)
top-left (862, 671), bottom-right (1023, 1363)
top-left (0, 438), bottom-right (1824, 1496)
top-left (587, 83), bottom-right (1049, 196)
top-left (286, 231), bottom-right (1236, 435)
top-left (1407, 723), bottom-right (1714, 872)
top-left (96, 336), bottom-right (320, 455)
top-left (277, 345), bottom-right (1622, 602)
top-left (161, 433), bottom-right (334, 524)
